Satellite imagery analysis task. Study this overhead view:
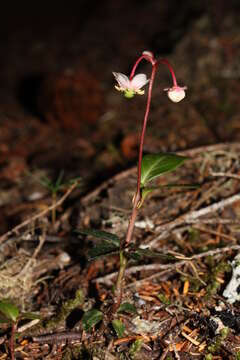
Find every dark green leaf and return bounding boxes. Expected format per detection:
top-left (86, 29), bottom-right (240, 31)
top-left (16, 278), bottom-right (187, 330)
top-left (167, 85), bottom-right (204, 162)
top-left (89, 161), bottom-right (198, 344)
top-left (88, 240), bottom-right (119, 260)
top-left (0, 301), bottom-right (19, 322)
top-left (78, 229), bottom-right (120, 247)
top-left (112, 319), bottom-right (125, 338)
top-left (118, 302), bottom-right (137, 314)
top-left (82, 309), bottom-right (103, 331)
top-left (141, 153), bottom-right (187, 186)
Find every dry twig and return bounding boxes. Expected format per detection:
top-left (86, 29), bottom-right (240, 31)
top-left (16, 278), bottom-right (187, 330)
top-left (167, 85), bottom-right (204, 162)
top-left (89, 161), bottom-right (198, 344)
top-left (148, 193), bottom-right (240, 248)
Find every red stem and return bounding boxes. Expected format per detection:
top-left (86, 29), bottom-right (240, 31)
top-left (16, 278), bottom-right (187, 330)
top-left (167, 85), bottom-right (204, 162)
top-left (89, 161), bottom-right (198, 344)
top-left (124, 62), bottom-right (158, 246)
top-left (159, 58), bottom-right (178, 87)
top-left (129, 54), bottom-right (156, 80)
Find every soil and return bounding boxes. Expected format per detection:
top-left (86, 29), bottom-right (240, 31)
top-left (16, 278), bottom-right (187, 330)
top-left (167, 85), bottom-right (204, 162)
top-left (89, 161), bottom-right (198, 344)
top-left (1, 1), bottom-right (240, 359)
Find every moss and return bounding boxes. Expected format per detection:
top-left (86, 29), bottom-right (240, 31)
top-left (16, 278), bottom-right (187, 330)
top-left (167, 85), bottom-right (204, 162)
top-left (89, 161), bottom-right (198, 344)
top-left (207, 327), bottom-right (229, 355)
top-left (63, 345), bottom-right (91, 360)
top-left (23, 288), bottom-right (84, 337)
top-left (45, 288), bottom-right (84, 330)
top-left (129, 339), bottom-right (143, 359)
top-left (188, 228), bottom-right (200, 243)
top-left (180, 275), bottom-right (202, 293)
top-left (204, 260), bottom-right (231, 298)
top-left (205, 354), bottom-right (213, 360)
top-left (157, 293), bottom-right (171, 305)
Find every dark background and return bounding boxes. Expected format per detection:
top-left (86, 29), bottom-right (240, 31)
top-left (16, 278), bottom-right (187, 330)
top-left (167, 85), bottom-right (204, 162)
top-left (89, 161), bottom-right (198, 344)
top-left (0, 0), bottom-right (240, 184)
top-left (0, 0), bottom-right (235, 109)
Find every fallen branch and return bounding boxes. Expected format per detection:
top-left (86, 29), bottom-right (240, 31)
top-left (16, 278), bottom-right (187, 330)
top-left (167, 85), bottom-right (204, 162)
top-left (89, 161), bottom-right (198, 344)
top-left (210, 171), bottom-right (240, 181)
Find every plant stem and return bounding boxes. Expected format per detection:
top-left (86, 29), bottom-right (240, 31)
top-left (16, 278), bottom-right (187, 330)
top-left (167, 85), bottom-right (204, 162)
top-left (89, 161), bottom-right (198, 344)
top-left (159, 58), bottom-right (178, 87)
top-left (129, 54), bottom-right (156, 80)
top-left (113, 250), bottom-right (127, 312)
top-left (125, 63), bottom-right (157, 246)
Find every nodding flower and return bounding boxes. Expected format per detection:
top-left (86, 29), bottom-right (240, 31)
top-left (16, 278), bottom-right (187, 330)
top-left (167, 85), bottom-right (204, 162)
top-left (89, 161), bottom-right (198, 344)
top-left (164, 85), bottom-right (187, 103)
top-left (113, 72), bottom-right (149, 98)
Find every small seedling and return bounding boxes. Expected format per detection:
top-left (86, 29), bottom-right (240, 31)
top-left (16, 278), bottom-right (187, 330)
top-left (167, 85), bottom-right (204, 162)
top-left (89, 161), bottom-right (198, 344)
top-left (80, 50), bottom-right (189, 312)
top-left (82, 308), bottom-right (103, 332)
top-left (37, 170), bottom-right (81, 225)
top-left (0, 300), bottom-right (40, 360)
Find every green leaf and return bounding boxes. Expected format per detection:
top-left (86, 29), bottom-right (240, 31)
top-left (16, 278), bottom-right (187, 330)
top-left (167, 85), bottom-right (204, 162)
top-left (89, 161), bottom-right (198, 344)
top-left (0, 301), bottom-right (19, 322)
top-left (140, 187), bottom-right (154, 206)
top-left (141, 153), bottom-right (187, 187)
top-left (129, 339), bottom-right (143, 359)
top-left (118, 302), bottom-right (137, 314)
top-left (78, 229), bottom-right (120, 247)
top-left (112, 319), bottom-right (125, 338)
top-left (88, 240), bottom-right (119, 260)
top-left (82, 309), bottom-right (103, 331)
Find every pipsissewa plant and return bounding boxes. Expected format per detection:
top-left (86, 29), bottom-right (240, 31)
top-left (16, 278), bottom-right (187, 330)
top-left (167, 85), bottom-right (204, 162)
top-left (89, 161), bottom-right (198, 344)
top-left (80, 51), bottom-right (187, 319)
top-left (112, 51), bottom-right (187, 310)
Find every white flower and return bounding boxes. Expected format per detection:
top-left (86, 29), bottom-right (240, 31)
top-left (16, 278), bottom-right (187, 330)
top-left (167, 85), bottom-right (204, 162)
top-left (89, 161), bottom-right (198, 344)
top-left (113, 72), bottom-right (149, 98)
top-left (165, 85), bottom-right (187, 103)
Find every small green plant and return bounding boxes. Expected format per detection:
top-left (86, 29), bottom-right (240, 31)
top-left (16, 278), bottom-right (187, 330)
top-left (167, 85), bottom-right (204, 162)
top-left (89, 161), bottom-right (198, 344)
top-left (38, 171), bottom-right (81, 225)
top-left (0, 300), bottom-right (40, 360)
top-left (82, 308), bottom-right (103, 332)
top-left (79, 51), bottom-right (189, 312)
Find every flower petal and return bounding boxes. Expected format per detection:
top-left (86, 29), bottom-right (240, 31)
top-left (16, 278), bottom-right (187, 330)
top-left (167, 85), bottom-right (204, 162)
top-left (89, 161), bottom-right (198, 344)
top-left (112, 72), bottom-right (130, 89)
top-left (167, 86), bottom-right (186, 103)
top-left (130, 74), bottom-right (149, 90)
top-left (142, 50), bottom-right (154, 58)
